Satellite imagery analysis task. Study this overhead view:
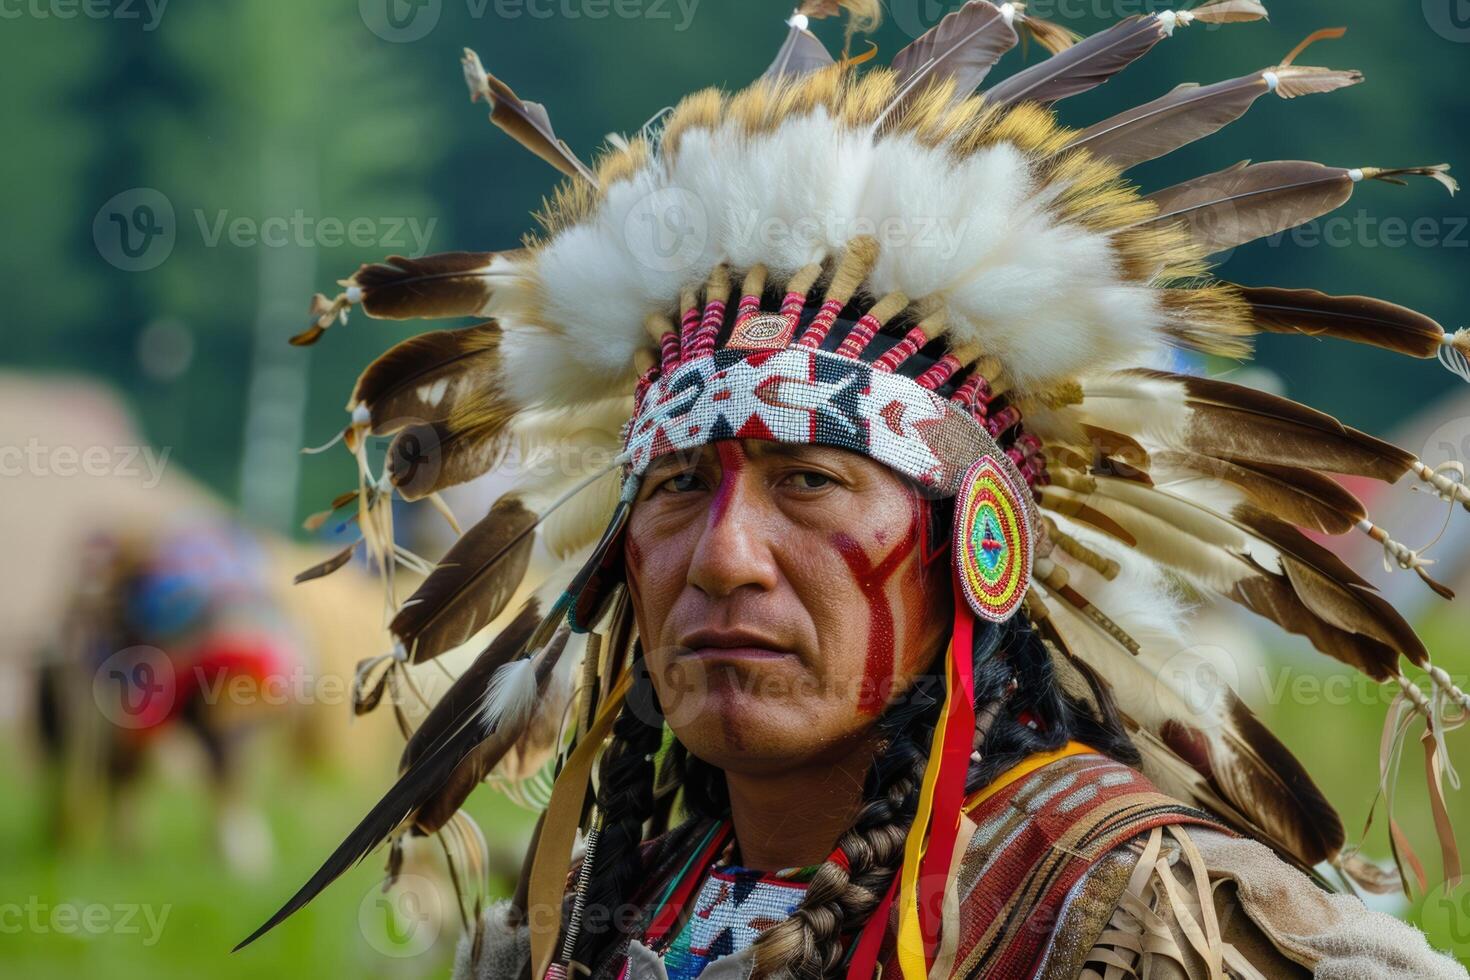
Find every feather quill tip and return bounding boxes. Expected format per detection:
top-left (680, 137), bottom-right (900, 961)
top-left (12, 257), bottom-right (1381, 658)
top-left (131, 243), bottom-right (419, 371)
top-left (462, 48), bottom-right (490, 102)
top-left (292, 291), bottom-right (354, 345)
top-left (1359, 164), bottom-right (1457, 196)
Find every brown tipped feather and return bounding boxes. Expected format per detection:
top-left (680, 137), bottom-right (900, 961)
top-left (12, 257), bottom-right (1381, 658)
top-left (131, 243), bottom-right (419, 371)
top-left (354, 251), bottom-right (516, 320)
top-left (887, 1), bottom-right (1017, 114)
top-left (1160, 370), bottom-right (1416, 482)
top-left (1040, 594), bottom-right (1346, 872)
top-left (1235, 285), bottom-right (1446, 359)
top-left (402, 607), bottom-right (552, 834)
top-left (386, 396), bottom-right (515, 501)
top-left (235, 605), bottom-right (544, 951)
top-left (293, 542), bottom-right (356, 584)
top-left (415, 633), bottom-right (570, 834)
top-left (1161, 697), bottom-right (1345, 866)
top-left (1048, 474), bottom-right (1407, 678)
top-left (390, 496), bottom-right (539, 664)
top-left (1237, 506), bottom-right (1428, 668)
top-left (1065, 67), bottom-right (1360, 171)
top-left (1154, 450), bottom-right (1366, 535)
top-left (1232, 573), bottom-right (1402, 681)
top-left (350, 322), bottom-right (502, 434)
top-left (983, 13), bottom-right (1166, 108)
top-left (462, 49), bottom-right (593, 183)
top-left (1142, 160), bottom-right (1354, 255)
top-left (1142, 161), bottom-right (1455, 255)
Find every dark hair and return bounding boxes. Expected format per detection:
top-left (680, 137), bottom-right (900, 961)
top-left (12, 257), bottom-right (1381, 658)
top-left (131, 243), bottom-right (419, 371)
top-left (570, 611), bottom-right (1137, 978)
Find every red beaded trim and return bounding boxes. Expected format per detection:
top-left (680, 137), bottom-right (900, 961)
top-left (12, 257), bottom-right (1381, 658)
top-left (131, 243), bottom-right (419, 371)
top-left (797, 298), bottom-right (846, 348)
top-left (872, 325), bottom-right (929, 373)
top-left (778, 290), bottom-right (807, 330)
top-left (688, 299), bottom-right (727, 359)
top-left (916, 353), bottom-right (963, 390)
top-left (658, 330), bottom-right (681, 374)
top-left (677, 304), bottom-right (701, 359)
top-left (736, 293), bottom-right (763, 322)
top-left (835, 312), bottom-right (884, 359)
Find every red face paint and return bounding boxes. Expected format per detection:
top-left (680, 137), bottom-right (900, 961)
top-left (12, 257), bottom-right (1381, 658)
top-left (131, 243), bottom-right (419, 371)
top-left (710, 442), bottom-right (746, 528)
top-left (833, 493), bottom-right (924, 716)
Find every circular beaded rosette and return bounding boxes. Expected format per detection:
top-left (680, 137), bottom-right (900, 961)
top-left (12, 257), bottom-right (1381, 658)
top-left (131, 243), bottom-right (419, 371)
top-left (954, 455), bottom-right (1032, 623)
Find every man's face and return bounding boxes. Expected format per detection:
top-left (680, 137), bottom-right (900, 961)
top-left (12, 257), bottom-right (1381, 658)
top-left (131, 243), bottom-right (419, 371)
top-left (625, 439), bottom-right (951, 776)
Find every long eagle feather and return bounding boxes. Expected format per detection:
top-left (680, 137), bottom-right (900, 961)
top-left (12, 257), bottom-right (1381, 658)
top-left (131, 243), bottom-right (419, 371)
top-left (1139, 161), bottom-right (1456, 256)
top-left (390, 494), bottom-right (539, 664)
top-left (883, 1), bottom-right (1017, 121)
top-left (293, 251), bottom-right (526, 346)
top-left (1063, 65), bottom-right (1362, 171)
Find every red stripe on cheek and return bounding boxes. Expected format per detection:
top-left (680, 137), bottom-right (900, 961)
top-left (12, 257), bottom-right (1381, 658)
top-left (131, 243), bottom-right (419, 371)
top-left (833, 506), bottom-right (921, 717)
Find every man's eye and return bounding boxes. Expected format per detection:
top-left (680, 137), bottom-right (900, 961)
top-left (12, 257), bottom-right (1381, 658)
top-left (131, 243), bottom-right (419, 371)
top-left (785, 471), bottom-right (833, 490)
top-left (658, 472), bottom-right (705, 493)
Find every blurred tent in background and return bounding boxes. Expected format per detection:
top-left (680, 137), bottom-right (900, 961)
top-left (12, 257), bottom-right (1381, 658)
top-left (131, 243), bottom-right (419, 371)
top-left (0, 370), bottom-right (399, 766)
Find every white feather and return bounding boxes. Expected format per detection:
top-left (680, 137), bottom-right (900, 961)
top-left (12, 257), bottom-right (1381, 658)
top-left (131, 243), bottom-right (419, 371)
top-left (480, 656), bottom-right (539, 734)
top-left (510, 106), bottom-right (1170, 406)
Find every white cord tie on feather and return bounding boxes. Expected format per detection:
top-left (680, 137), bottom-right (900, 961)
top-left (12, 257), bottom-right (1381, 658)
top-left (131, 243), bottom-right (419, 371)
top-left (1438, 329), bottom-right (1470, 382)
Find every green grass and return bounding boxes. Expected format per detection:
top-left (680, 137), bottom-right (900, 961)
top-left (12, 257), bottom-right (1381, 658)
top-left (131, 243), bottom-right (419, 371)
top-left (0, 738), bottom-right (536, 979)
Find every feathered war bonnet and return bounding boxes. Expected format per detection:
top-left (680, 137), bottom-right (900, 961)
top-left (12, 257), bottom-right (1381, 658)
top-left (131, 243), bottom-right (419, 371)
top-left (244, 2), bottom-right (1470, 976)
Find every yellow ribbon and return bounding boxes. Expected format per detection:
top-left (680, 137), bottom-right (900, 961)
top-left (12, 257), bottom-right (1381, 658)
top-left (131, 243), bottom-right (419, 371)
top-left (894, 642), bottom-right (957, 979)
top-left (529, 667), bottom-right (632, 980)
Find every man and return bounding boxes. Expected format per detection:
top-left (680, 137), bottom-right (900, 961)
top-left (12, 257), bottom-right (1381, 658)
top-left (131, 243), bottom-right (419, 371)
top-left (239, 2), bottom-right (1470, 976)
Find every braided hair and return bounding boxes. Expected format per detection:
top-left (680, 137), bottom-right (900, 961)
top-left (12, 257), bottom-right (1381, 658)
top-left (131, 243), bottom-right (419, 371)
top-left (569, 615), bottom-right (1137, 978)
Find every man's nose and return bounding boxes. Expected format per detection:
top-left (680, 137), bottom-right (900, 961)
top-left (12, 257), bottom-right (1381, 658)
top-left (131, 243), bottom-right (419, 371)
top-left (685, 462), bottom-right (780, 599)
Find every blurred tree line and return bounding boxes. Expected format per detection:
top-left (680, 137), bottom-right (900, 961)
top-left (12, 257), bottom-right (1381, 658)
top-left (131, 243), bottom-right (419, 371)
top-left (2, 0), bottom-right (1467, 537)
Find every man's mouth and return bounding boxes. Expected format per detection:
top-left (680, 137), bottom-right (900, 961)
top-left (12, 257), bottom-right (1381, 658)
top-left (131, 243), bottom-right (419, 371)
top-left (677, 627), bottom-right (795, 664)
